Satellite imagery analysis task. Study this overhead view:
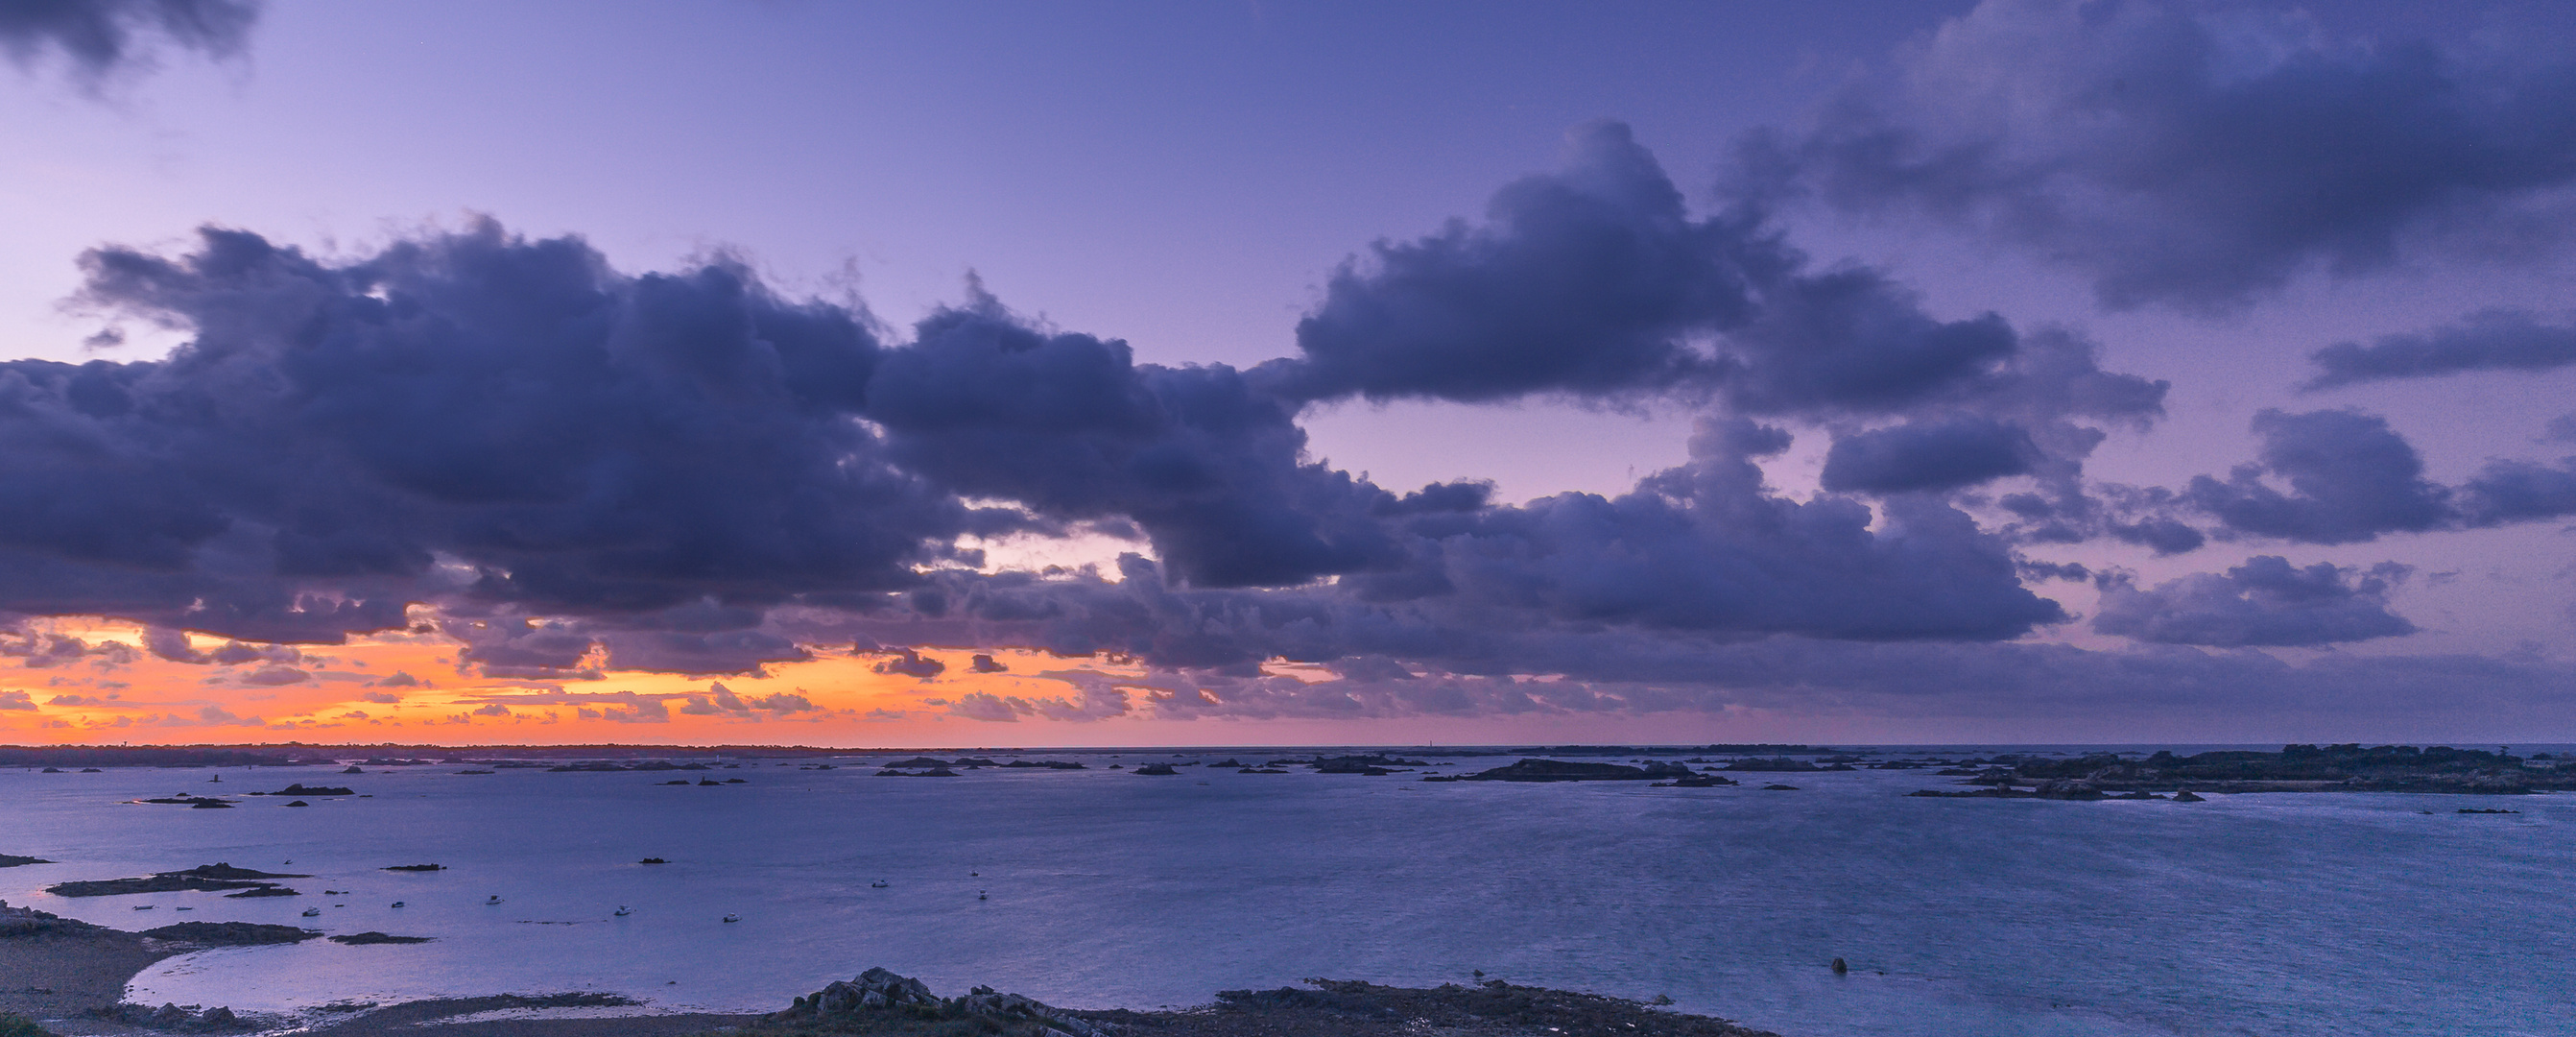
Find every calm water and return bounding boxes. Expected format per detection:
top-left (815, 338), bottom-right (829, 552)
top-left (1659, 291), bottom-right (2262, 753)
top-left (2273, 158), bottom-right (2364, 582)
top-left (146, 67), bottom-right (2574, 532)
top-left (2, 751), bottom-right (2568, 1036)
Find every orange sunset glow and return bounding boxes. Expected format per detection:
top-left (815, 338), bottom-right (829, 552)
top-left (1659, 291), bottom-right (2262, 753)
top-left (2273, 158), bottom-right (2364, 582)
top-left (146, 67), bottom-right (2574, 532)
top-left (0, 616), bottom-right (1172, 747)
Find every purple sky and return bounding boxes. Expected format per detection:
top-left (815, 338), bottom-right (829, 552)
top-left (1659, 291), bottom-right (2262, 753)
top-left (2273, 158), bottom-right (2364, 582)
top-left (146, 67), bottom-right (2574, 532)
top-left (5, 0), bottom-right (2576, 744)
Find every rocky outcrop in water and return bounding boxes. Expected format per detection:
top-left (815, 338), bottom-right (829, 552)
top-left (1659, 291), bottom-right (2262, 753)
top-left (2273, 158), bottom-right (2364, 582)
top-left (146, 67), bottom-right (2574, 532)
top-left (48, 864), bottom-right (306, 898)
top-left (1425, 759), bottom-right (1697, 783)
top-left (0, 855), bottom-right (50, 869)
top-left (255, 784), bottom-right (354, 797)
top-left (139, 922), bottom-right (320, 945)
top-left (775, 967), bottom-right (1117, 1037)
top-left (328, 931), bottom-right (433, 944)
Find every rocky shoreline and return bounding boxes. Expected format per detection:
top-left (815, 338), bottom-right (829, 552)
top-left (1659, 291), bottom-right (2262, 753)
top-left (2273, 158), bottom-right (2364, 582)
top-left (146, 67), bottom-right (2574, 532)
top-left (0, 913), bottom-right (1781, 1037)
top-left (727, 968), bottom-right (1777, 1037)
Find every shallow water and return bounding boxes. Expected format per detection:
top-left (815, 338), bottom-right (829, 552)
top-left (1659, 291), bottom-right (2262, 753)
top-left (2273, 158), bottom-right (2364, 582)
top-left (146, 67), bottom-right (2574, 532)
top-left (3, 751), bottom-right (2569, 1036)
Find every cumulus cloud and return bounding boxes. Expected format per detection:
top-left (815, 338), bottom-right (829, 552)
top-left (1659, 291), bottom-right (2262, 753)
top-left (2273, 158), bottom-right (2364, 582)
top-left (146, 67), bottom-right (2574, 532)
top-left (2306, 309), bottom-right (2576, 389)
top-left (2453, 456), bottom-right (2576, 528)
top-left (1739, 0), bottom-right (2576, 309)
top-left (0, 628), bottom-right (96, 668)
top-left (871, 647), bottom-right (945, 680)
top-left (2186, 410), bottom-right (2449, 543)
top-left (359, 690), bottom-right (399, 704)
top-left (945, 684), bottom-right (1131, 723)
top-left (681, 681), bottom-right (810, 716)
top-left (1821, 416), bottom-right (2038, 494)
top-left (578, 695), bottom-right (669, 723)
top-left (2092, 556), bottom-right (2415, 647)
top-left (0, 0), bottom-right (259, 84)
top-left (0, 690), bottom-right (34, 710)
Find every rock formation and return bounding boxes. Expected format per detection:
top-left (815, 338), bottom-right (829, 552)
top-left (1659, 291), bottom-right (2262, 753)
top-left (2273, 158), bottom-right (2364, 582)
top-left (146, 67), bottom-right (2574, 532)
top-left (775, 967), bottom-right (1117, 1037)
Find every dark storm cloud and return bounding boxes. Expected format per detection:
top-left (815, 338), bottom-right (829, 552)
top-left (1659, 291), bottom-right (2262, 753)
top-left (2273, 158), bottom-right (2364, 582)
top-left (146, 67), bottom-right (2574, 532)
top-left (868, 294), bottom-right (1401, 589)
top-left (2186, 409), bottom-right (2450, 543)
top-left (2305, 309), bottom-right (2576, 389)
top-left (1820, 416), bottom-right (2037, 494)
top-left (1, 213), bottom-right (2093, 682)
top-left (0, 0), bottom-right (257, 83)
top-left (2091, 555), bottom-right (2415, 647)
top-left (1739, 0), bottom-right (2576, 309)
top-left (21, 220), bottom-right (986, 643)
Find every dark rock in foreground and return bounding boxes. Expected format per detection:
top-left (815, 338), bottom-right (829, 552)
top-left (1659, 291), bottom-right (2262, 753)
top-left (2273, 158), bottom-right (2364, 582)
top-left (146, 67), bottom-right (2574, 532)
top-left (140, 922), bottom-right (320, 946)
top-left (775, 967), bottom-right (1112, 1037)
top-left (89, 1001), bottom-right (257, 1032)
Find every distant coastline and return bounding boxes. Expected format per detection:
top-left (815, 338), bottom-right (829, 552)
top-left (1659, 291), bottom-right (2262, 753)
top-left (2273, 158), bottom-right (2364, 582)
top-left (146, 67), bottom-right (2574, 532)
top-left (6, 741), bottom-right (2564, 796)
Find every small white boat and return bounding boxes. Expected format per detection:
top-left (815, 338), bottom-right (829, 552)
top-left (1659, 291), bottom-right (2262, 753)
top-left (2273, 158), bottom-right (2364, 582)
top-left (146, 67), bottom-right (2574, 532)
top-left (976, 891), bottom-right (988, 901)
top-left (614, 905), bottom-right (632, 916)
top-left (300, 907), bottom-right (321, 917)
top-left (486, 895), bottom-right (504, 904)
top-left (721, 913), bottom-right (741, 923)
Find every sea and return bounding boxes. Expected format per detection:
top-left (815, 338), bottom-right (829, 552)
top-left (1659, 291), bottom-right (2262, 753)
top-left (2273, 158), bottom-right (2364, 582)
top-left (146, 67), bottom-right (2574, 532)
top-left (2, 747), bottom-right (2569, 1037)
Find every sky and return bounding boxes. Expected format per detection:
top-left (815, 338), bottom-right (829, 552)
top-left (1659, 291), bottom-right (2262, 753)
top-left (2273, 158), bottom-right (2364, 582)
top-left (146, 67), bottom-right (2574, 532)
top-left (4, 0), bottom-right (2576, 747)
